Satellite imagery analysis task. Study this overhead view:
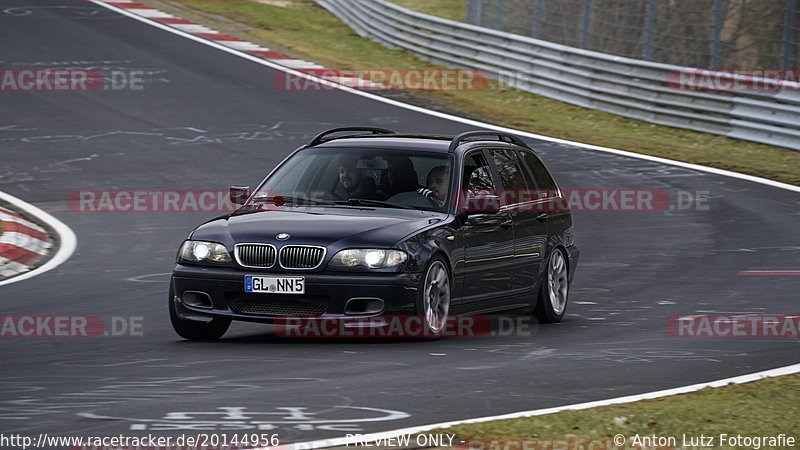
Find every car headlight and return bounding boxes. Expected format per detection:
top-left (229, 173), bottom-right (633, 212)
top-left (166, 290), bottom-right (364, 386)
top-left (329, 249), bottom-right (408, 269)
top-left (178, 240), bottom-right (232, 264)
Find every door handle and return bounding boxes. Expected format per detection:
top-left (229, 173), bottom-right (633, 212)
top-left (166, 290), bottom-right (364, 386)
top-left (536, 213), bottom-right (549, 222)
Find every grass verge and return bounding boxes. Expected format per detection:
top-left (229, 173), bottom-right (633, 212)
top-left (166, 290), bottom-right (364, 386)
top-left (391, 0), bottom-right (466, 22)
top-left (426, 372), bottom-right (800, 447)
top-left (142, 0), bottom-right (800, 186)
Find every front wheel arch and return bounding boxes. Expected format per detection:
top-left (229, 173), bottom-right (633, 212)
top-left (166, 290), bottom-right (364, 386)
top-left (415, 253), bottom-right (453, 338)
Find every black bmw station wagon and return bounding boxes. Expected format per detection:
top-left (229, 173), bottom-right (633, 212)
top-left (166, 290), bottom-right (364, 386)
top-left (170, 128), bottom-right (579, 340)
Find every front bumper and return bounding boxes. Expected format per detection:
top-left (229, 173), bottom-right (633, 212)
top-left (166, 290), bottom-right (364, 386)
top-left (171, 264), bottom-right (421, 324)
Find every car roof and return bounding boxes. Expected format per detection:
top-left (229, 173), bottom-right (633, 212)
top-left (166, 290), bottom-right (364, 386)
top-left (306, 128), bottom-right (533, 154)
top-left (312, 135), bottom-right (453, 153)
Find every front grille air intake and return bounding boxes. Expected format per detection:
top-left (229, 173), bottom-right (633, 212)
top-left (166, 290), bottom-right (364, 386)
top-left (279, 245), bottom-right (325, 269)
top-left (235, 244), bottom-right (277, 268)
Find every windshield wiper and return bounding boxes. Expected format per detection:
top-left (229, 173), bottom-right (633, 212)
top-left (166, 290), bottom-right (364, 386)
top-left (335, 198), bottom-right (419, 210)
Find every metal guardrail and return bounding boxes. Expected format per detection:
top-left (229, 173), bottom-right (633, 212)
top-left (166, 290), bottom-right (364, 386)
top-left (315, 0), bottom-right (800, 151)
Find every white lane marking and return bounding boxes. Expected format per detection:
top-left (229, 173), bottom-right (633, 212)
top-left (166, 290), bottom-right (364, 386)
top-left (90, 0), bottom-right (800, 195)
top-left (0, 191), bottom-right (77, 287)
top-left (77, 406), bottom-right (410, 431)
top-left (282, 363), bottom-right (800, 449)
top-left (740, 270), bottom-right (800, 276)
top-left (125, 272), bottom-right (171, 283)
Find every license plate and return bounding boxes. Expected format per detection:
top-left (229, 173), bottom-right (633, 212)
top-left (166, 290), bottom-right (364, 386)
top-left (244, 276), bottom-right (305, 294)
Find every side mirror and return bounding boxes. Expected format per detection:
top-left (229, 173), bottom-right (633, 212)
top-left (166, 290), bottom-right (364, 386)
top-left (229, 186), bottom-right (251, 205)
top-left (464, 194), bottom-right (501, 215)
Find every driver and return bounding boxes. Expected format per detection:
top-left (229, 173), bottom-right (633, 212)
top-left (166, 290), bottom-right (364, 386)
top-left (417, 165), bottom-right (449, 206)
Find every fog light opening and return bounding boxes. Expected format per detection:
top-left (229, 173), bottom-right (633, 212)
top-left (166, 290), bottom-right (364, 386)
top-left (345, 297), bottom-right (385, 315)
top-left (182, 291), bottom-right (214, 309)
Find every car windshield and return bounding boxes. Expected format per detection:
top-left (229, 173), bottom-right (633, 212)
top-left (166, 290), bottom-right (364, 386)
top-left (252, 147), bottom-right (453, 212)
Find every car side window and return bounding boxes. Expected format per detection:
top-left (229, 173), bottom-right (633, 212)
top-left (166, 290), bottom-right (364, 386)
top-left (489, 149), bottom-right (530, 192)
top-left (463, 152), bottom-right (496, 193)
top-left (520, 151), bottom-right (558, 198)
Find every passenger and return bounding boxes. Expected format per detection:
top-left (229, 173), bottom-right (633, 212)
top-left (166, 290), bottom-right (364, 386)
top-left (383, 157), bottom-right (420, 196)
top-left (332, 156), bottom-right (379, 200)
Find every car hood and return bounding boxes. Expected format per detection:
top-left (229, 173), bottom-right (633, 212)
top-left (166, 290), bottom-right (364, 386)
top-left (191, 206), bottom-right (446, 249)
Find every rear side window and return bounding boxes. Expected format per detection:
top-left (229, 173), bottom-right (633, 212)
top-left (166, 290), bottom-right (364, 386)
top-left (520, 151), bottom-right (558, 195)
top-left (489, 149), bottom-right (530, 191)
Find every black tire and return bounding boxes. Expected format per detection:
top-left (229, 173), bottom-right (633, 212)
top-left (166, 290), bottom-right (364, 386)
top-left (534, 247), bottom-right (569, 323)
top-left (415, 255), bottom-right (452, 339)
top-left (169, 281), bottom-right (230, 340)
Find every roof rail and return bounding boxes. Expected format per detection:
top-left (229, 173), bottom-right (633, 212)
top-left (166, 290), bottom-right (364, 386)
top-left (448, 131), bottom-right (529, 153)
top-left (308, 127), bottom-right (396, 146)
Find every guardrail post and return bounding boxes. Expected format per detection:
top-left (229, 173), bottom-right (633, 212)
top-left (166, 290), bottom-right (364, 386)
top-left (643, 0), bottom-right (657, 60)
top-left (531, 0), bottom-right (543, 39)
top-left (494, 0), bottom-right (504, 30)
top-left (580, 0), bottom-right (592, 49)
top-left (709, 0), bottom-right (724, 68)
top-left (466, 0), bottom-right (483, 26)
top-left (782, 0), bottom-right (798, 69)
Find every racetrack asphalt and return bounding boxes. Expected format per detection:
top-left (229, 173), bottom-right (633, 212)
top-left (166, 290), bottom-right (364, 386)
top-left (1, 0), bottom-right (799, 444)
